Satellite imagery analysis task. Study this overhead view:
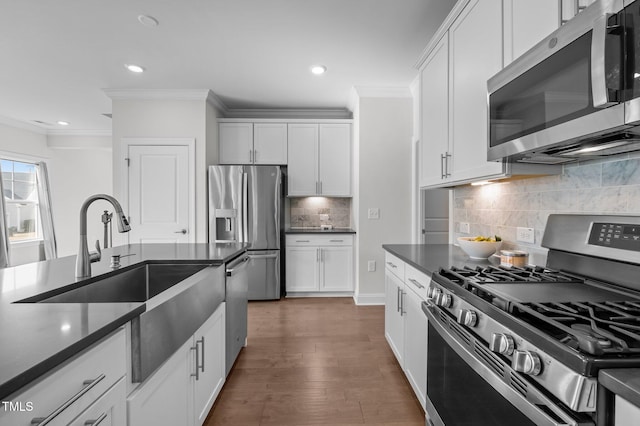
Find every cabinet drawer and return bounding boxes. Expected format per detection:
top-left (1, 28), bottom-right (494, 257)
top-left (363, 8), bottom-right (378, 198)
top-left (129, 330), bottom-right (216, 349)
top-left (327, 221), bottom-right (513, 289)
top-left (384, 252), bottom-right (405, 281)
top-left (0, 328), bottom-right (126, 426)
top-left (405, 264), bottom-right (430, 301)
top-left (68, 378), bottom-right (126, 426)
top-left (286, 235), bottom-right (353, 247)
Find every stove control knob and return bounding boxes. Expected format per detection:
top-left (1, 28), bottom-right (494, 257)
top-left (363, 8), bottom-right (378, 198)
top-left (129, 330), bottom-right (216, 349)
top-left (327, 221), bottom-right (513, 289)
top-left (457, 309), bottom-right (478, 327)
top-left (427, 286), bottom-right (439, 299)
top-left (490, 333), bottom-right (515, 355)
top-left (512, 350), bottom-right (542, 376)
top-left (435, 292), bottom-right (452, 308)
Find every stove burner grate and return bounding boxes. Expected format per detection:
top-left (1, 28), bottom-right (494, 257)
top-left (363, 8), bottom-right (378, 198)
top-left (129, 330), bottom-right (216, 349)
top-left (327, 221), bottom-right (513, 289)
top-left (514, 300), bottom-right (640, 356)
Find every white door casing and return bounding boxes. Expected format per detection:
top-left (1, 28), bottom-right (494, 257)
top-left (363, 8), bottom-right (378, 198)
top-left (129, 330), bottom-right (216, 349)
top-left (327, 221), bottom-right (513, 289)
top-left (123, 139), bottom-right (195, 244)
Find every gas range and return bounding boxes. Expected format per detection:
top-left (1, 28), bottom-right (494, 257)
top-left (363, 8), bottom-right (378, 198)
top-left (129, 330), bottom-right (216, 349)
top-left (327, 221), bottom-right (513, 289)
top-left (423, 214), bottom-right (640, 425)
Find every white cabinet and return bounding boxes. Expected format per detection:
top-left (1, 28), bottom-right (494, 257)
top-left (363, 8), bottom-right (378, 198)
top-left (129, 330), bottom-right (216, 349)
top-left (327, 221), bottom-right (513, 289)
top-left (127, 303), bottom-right (225, 426)
top-left (285, 235), bottom-right (353, 294)
top-left (219, 122), bottom-right (287, 165)
top-left (383, 251), bottom-right (429, 410)
top-left (0, 329), bottom-right (127, 426)
top-left (287, 123), bottom-right (351, 196)
top-left (503, 0), bottom-right (560, 65)
top-left (417, 0), bottom-right (560, 188)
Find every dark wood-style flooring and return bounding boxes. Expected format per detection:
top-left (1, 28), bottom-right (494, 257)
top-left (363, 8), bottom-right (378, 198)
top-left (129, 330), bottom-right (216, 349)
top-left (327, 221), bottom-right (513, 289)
top-left (204, 297), bottom-right (424, 426)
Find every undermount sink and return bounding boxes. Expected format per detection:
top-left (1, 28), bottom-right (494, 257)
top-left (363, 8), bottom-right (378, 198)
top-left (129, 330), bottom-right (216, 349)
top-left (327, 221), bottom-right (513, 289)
top-left (18, 262), bottom-right (226, 383)
top-left (32, 263), bottom-right (209, 304)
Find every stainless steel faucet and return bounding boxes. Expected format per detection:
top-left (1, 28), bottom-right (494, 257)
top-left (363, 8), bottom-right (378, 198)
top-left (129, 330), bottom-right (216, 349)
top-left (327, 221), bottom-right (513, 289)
top-left (76, 194), bottom-right (131, 278)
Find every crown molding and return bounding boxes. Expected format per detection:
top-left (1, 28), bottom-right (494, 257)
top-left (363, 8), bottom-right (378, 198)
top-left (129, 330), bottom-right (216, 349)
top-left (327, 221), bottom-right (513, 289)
top-left (353, 86), bottom-right (413, 99)
top-left (222, 108), bottom-right (352, 119)
top-left (46, 129), bottom-right (112, 137)
top-left (409, 75), bottom-right (420, 98)
top-left (206, 91), bottom-right (229, 115)
top-left (0, 115), bottom-right (47, 135)
top-left (103, 88), bottom-right (212, 101)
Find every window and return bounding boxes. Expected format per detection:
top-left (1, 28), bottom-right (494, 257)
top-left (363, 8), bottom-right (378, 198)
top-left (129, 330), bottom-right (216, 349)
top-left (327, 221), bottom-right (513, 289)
top-left (1, 159), bottom-right (42, 243)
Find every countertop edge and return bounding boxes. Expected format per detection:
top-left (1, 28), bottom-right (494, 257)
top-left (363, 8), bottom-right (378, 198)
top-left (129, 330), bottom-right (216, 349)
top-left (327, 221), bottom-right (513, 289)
top-left (599, 368), bottom-right (640, 408)
top-left (285, 229), bottom-right (356, 234)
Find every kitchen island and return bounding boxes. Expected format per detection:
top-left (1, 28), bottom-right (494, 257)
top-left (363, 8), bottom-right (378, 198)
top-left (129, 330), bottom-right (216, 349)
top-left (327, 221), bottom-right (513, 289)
top-left (0, 242), bottom-right (248, 402)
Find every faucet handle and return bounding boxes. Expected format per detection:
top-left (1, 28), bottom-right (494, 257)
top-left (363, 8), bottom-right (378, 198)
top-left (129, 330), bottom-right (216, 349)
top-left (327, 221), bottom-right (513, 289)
top-left (89, 240), bottom-right (102, 263)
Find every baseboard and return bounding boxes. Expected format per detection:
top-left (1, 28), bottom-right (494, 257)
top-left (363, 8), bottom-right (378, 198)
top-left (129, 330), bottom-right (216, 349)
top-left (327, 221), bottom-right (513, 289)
top-left (286, 292), bottom-right (354, 298)
top-left (353, 293), bottom-right (385, 305)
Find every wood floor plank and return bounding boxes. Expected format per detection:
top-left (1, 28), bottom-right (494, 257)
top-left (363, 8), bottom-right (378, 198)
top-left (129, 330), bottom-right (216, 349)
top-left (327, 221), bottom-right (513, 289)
top-left (204, 298), bottom-right (425, 426)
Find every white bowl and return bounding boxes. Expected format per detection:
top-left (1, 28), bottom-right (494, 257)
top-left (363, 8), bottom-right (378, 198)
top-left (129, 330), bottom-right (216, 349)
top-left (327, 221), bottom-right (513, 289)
top-left (457, 237), bottom-right (502, 259)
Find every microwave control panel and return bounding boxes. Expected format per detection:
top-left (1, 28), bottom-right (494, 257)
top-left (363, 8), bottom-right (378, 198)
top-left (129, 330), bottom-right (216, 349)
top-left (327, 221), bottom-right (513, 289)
top-left (588, 223), bottom-right (640, 252)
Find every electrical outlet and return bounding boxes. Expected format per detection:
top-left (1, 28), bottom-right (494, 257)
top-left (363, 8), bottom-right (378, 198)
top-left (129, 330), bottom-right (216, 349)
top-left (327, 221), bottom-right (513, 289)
top-left (460, 222), bottom-right (470, 233)
top-left (367, 208), bottom-right (380, 220)
top-left (367, 260), bottom-right (376, 272)
top-left (517, 227), bottom-right (535, 244)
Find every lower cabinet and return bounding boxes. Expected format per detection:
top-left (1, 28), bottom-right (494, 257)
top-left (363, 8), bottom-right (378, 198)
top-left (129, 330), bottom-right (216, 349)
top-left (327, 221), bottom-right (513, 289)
top-left (285, 234), bottom-right (354, 294)
top-left (127, 302), bottom-right (226, 426)
top-left (383, 251), bottom-right (429, 410)
top-left (0, 328), bottom-right (127, 426)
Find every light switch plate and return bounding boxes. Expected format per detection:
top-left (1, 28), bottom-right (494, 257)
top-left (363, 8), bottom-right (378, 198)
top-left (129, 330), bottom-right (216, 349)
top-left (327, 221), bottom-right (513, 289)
top-left (367, 260), bottom-right (376, 272)
top-left (517, 227), bottom-right (535, 244)
top-left (367, 208), bottom-right (380, 220)
top-left (460, 222), bottom-right (470, 233)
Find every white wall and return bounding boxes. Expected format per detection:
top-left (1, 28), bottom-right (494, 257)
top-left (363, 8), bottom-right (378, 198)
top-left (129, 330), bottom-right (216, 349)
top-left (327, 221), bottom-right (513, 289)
top-left (354, 95), bottom-right (413, 303)
top-left (47, 135), bottom-right (113, 257)
top-left (111, 98), bottom-right (209, 244)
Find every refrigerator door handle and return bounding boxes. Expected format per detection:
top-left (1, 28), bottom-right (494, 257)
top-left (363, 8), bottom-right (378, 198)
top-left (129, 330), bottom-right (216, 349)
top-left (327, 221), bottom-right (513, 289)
top-left (247, 253), bottom-right (279, 260)
top-left (242, 172), bottom-right (248, 243)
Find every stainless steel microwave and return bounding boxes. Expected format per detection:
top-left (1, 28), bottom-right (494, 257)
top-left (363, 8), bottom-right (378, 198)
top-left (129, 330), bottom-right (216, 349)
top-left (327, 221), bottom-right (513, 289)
top-left (488, 0), bottom-right (640, 164)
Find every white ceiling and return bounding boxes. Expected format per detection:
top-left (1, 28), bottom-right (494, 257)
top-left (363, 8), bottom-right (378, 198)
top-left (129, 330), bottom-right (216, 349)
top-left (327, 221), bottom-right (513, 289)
top-left (0, 0), bottom-right (454, 134)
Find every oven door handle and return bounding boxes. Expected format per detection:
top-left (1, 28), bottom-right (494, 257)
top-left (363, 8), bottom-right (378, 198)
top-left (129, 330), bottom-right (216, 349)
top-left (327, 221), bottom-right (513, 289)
top-left (422, 302), bottom-right (591, 426)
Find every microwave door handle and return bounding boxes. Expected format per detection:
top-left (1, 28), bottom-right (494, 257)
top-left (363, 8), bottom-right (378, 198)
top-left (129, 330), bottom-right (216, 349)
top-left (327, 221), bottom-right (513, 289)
top-left (592, 13), bottom-right (620, 108)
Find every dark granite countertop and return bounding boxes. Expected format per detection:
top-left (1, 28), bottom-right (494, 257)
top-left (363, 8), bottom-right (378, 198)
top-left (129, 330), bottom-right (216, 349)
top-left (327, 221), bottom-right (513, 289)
top-left (0, 242), bottom-right (248, 400)
top-left (285, 227), bottom-right (356, 234)
top-left (382, 244), bottom-right (494, 276)
top-left (600, 369), bottom-right (640, 408)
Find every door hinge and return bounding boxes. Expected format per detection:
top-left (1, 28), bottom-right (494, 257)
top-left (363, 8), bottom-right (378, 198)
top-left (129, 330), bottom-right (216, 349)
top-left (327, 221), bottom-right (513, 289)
top-left (125, 158), bottom-right (130, 167)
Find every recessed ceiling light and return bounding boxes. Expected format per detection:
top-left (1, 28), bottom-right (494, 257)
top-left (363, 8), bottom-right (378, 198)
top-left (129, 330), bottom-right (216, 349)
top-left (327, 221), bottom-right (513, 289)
top-left (310, 65), bottom-right (327, 75)
top-left (125, 64), bottom-right (145, 73)
top-left (138, 15), bottom-right (159, 27)
top-left (57, 121), bottom-right (69, 126)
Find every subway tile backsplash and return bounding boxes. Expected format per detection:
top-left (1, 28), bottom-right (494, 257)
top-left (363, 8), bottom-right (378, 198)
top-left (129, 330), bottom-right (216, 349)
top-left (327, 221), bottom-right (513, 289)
top-left (453, 155), bottom-right (640, 265)
top-left (290, 197), bottom-right (351, 228)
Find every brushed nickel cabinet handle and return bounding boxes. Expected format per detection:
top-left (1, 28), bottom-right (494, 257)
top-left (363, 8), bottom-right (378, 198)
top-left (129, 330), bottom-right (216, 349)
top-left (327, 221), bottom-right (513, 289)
top-left (84, 412), bottom-right (108, 426)
top-left (31, 374), bottom-right (106, 425)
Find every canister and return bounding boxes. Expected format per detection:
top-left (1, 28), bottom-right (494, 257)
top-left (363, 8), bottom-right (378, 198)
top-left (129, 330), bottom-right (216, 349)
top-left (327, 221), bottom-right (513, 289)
top-left (499, 250), bottom-right (528, 268)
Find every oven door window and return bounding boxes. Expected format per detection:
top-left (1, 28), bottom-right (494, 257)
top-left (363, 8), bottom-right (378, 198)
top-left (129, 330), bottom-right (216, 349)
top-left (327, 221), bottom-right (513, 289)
top-left (427, 322), bottom-right (536, 426)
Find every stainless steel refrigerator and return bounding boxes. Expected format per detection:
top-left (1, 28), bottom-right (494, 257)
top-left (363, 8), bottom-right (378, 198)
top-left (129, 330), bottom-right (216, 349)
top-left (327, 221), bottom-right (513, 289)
top-left (208, 165), bottom-right (282, 300)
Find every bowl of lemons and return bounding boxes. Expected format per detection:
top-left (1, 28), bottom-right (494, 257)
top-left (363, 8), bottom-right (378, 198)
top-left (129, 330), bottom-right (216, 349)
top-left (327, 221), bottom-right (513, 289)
top-left (457, 235), bottom-right (502, 259)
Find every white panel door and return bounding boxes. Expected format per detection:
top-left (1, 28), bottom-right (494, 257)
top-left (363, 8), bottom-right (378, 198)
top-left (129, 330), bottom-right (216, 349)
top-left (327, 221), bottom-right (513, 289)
top-left (127, 145), bottom-right (191, 244)
top-left (318, 124), bottom-right (351, 196)
top-left (287, 124), bottom-right (318, 196)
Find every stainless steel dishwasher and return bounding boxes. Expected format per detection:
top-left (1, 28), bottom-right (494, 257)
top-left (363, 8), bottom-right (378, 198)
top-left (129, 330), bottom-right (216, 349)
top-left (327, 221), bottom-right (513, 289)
top-left (225, 254), bottom-right (249, 376)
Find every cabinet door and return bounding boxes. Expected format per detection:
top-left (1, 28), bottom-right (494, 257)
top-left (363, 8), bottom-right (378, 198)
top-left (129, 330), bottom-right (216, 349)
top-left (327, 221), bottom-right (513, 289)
top-left (449, 0), bottom-right (504, 182)
top-left (503, 0), bottom-right (560, 65)
top-left (384, 270), bottom-right (404, 366)
top-left (127, 338), bottom-right (194, 426)
top-left (253, 123), bottom-right (288, 165)
top-left (287, 124), bottom-right (319, 196)
top-left (194, 303), bottom-right (226, 426)
top-left (403, 288), bottom-right (427, 410)
top-left (318, 124), bottom-right (351, 196)
top-left (69, 378), bottom-right (126, 426)
top-left (219, 123), bottom-right (253, 164)
top-left (285, 246), bottom-right (320, 292)
top-left (319, 246), bottom-right (353, 292)
top-left (419, 34), bottom-right (450, 188)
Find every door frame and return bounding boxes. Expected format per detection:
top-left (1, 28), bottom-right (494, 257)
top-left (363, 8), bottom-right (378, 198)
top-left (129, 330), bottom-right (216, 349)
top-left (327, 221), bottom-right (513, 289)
top-left (121, 138), bottom-right (196, 243)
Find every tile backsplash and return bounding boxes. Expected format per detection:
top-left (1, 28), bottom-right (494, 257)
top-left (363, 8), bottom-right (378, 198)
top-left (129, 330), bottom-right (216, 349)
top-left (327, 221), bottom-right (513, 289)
top-left (290, 197), bottom-right (351, 228)
top-left (453, 156), bottom-right (640, 264)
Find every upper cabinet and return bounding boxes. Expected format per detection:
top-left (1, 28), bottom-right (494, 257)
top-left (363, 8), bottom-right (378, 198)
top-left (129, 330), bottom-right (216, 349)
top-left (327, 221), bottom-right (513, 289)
top-left (503, 0), bottom-right (560, 66)
top-left (219, 122), bottom-right (287, 165)
top-left (288, 123), bottom-right (351, 197)
top-left (417, 0), bottom-right (561, 189)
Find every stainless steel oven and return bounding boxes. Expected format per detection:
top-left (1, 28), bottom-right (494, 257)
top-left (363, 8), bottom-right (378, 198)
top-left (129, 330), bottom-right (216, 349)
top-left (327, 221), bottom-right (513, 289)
top-left (488, 0), bottom-right (640, 164)
top-left (422, 214), bottom-right (640, 426)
